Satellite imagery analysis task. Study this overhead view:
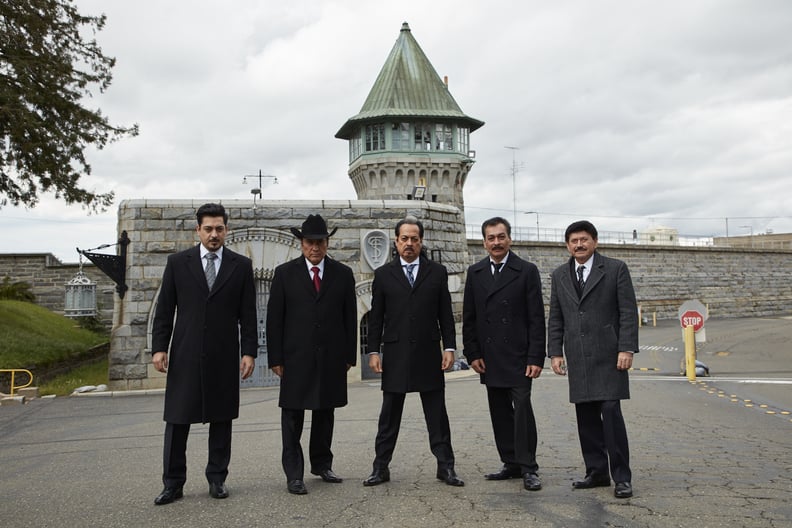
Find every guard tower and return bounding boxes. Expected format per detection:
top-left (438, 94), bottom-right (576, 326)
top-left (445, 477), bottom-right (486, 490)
top-left (335, 22), bottom-right (484, 210)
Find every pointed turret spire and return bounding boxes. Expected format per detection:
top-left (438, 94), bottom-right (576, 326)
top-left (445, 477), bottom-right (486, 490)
top-left (336, 22), bottom-right (483, 138)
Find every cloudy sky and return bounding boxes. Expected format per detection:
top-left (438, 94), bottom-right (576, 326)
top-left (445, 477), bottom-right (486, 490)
top-left (3, 0), bottom-right (792, 261)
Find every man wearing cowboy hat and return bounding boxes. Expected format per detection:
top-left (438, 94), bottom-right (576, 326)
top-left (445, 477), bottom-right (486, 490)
top-left (266, 214), bottom-right (357, 495)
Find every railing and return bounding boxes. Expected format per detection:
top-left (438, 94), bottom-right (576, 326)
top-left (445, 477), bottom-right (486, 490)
top-left (0, 369), bottom-right (34, 396)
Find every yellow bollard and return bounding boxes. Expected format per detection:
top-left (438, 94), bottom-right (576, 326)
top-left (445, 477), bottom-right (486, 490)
top-left (684, 325), bottom-right (696, 381)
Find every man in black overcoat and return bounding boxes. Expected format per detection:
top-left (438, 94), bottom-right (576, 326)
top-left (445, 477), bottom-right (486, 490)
top-left (548, 220), bottom-right (639, 499)
top-left (363, 216), bottom-right (464, 488)
top-left (151, 203), bottom-right (257, 505)
top-left (463, 217), bottom-right (546, 491)
top-left (267, 214), bottom-right (357, 495)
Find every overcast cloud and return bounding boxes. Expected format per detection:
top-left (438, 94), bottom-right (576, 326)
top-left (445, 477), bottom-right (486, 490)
top-left (3, 0), bottom-right (791, 261)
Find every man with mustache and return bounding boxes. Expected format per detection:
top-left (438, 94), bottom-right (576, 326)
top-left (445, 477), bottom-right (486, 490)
top-left (363, 216), bottom-right (464, 487)
top-left (462, 217), bottom-right (546, 491)
top-left (151, 203), bottom-right (257, 505)
top-left (267, 214), bottom-right (357, 495)
top-left (548, 220), bottom-right (638, 499)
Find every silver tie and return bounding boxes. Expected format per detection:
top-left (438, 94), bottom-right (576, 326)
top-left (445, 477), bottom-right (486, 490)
top-left (205, 252), bottom-right (218, 290)
top-left (405, 264), bottom-right (416, 287)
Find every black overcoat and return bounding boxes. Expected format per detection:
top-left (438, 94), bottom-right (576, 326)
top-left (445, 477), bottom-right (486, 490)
top-left (152, 245), bottom-right (258, 424)
top-left (266, 256), bottom-right (357, 410)
top-left (367, 256), bottom-right (456, 394)
top-left (462, 252), bottom-right (546, 388)
top-left (547, 252), bottom-right (639, 403)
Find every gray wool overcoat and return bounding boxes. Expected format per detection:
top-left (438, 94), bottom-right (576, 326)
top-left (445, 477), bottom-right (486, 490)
top-left (547, 251), bottom-right (639, 403)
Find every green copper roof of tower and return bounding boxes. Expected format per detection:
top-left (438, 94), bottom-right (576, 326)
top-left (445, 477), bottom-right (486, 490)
top-left (335, 22), bottom-right (484, 139)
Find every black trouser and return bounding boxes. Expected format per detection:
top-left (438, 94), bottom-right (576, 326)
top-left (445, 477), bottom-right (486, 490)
top-left (162, 421), bottom-right (232, 488)
top-left (372, 390), bottom-right (454, 471)
top-left (281, 408), bottom-right (335, 481)
top-left (486, 383), bottom-right (539, 474)
top-left (575, 400), bottom-right (631, 483)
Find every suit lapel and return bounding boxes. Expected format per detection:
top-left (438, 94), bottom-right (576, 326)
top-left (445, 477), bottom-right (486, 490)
top-left (388, 259), bottom-right (413, 290)
top-left (317, 258), bottom-right (336, 299)
top-left (580, 252), bottom-right (604, 302)
top-left (411, 257), bottom-right (430, 290)
top-left (559, 257), bottom-right (580, 306)
top-left (208, 247), bottom-right (238, 297)
top-left (487, 253), bottom-right (518, 298)
top-left (187, 246), bottom-right (210, 293)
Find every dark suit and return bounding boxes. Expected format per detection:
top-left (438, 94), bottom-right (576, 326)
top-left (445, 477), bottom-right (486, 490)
top-left (152, 245), bottom-right (257, 487)
top-left (463, 252), bottom-right (546, 474)
top-left (266, 256), bottom-right (357, 481)
top-left (547, 251), bottom-right (638, 483)
top-left (367, 255), bottom-right (457, 471)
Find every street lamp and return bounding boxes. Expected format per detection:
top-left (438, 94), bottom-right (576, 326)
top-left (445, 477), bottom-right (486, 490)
top-left (243, 169), bottom-right (278, 209)
top-left (524, 211), bottom-right (539, 241)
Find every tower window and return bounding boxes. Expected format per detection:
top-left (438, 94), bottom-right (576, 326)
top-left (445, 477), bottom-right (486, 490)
top-left (349, 130), bottom-right (362, 161)
top-left (392, 123), bottom-right (410, 150)
top-left (414, 123), bottom-right (432, 150)
top-left (365, 124), bottom-right (385, 152)
top-left (457, 127), bottom-right (469, 154)
top-left (435, 124), bottom-right (453, 151)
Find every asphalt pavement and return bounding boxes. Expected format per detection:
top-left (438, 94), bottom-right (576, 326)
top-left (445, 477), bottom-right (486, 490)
top-left (1, 316), bottom-right (791, 528)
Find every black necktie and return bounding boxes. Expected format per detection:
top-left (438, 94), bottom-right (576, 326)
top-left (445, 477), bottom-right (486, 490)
top-left (577, 265), bottom-right (585, 292)
top-left (493, 261), bottom-right (504, 281)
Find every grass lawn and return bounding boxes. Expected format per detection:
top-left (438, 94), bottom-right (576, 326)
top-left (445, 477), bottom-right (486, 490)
top-left (0, 300), bottom-right (108, 395)
top-left (38, 357), bottom-right (109, 396)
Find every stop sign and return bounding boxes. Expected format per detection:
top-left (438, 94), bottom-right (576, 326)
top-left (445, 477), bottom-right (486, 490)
top-left (680, 310), bottom-right (705, 332)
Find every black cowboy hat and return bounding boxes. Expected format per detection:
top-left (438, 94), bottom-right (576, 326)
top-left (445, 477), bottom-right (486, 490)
top-left (290, 214), bottom-right (338, 240)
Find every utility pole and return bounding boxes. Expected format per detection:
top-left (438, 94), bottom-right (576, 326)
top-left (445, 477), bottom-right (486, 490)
top-left (504, 146), bottom-right (519, 230)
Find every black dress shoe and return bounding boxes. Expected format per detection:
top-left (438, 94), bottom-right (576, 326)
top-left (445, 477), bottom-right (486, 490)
top-left (287, 479), bottom-right (308, 495)
top-left (436, 468), bottom-right (465, 487)
top-left (209, 482), bottom-right (229, 499)
top-left (154, 486), bottom-right (183, 505)
top-left (312, 468), bottom-right (343, 483)
top-left (362, 468), bottom-right (390, 487)
top-left (484, 465), bottom-right (522, 480)
top-left (614, 481), bottom-right (633, 498)
top-left (572, 474), bottom-right (611, 489)
top-left (522, 472), bottom-right (542, 491)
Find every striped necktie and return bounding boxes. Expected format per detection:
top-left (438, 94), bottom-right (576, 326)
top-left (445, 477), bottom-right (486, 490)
top-left (205, 253), bottom-right (217, 290)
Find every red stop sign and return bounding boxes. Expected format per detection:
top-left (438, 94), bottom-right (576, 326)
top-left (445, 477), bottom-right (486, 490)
top-left (680, 310), bottom-right (705, 331)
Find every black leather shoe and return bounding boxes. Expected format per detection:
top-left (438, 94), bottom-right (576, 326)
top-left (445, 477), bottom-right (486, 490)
top-left (287, 479), bottom-right (308, 495)
top-left (362, 468), bottom-right (390, 487)
top-left (209, 482), bottom-right (229, 499)
top-left (312, 468), bottom-right (343, 483)
top-left (572, 474), bottom-right (611, 489)
top-left (436, 468), bottom-right (465, 487)
top-left (484, 465), bottom-right (522, 480)
top-left (523, 472), bottom-right (542, 491)
top-left (614, 481), bottom-right (633, 498)
top-left (154, 486), bottom-right (183, 505)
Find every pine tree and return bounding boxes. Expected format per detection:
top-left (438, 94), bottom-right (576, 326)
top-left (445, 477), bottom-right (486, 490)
top-left (0, 0), bottom-right (138, 210)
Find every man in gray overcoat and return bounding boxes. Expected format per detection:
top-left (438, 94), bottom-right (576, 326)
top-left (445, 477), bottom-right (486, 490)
top-left (151, 203), bottom-right (258, 505)
top-left (548, 220), bottom-right (639, 499)
top-left (267, 214), bottom-right (357, 495)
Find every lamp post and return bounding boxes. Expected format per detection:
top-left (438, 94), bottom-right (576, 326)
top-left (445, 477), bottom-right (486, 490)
top-left (525, 211), bottom-right (539, 241)
top-left (243, 169), bottom-right (278, 209)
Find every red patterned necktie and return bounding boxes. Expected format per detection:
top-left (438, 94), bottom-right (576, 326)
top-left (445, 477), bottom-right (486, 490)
top-left (312, 266), bottom-right (321, 292)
